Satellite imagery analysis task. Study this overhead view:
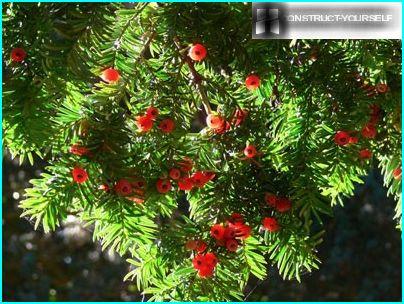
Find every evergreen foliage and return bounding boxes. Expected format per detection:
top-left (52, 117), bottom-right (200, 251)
top-left (3, 3), bottom-right (401, 301)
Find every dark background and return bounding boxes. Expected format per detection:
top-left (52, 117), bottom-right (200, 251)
top-left (3, 153), bottom-right (402, 301)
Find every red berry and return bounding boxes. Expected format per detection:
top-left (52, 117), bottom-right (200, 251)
top-left (195, 240), bottom-right (208, 253)
top-left (206, 114), bottom-right (224, 129)
top-left (334, 131), bottom-right (350, 146)
top-left (192, 252), bottom-right (217, 277)
top-left (264, 193), bottom-right (278, 207)
top-left (158, 118), bottom-right (175, 134)
top-left (214, 120), bottom-right (231, 134)
top-left (359, 149), bottom-right (372, 159)
top-left (192, 254), bottom-right (205, 270)
top-left (146, 106), bottom-right (159, 120)
top-left (229, 222), bottom-right (251, 239)
top-left (198, 265), bottom-right (214, 278)
top-left (229, 213), bottom-right (244, 224)
top-left (225, 239), bottom-right (239, 252)
top-left (202, 171), bottom-right (216, 182)
top-left (132, 179), bottom-right (146, 189)
top-left (135, 115), bottom-right (153, 132)
top-left (114, 179), bottom-right (133, 196)
top-left (210, 224), bottom-right (225, 240)
top-left (69, 144), bottom-right (90, 156)
top-left (244, 144), bottom-right (257, 158)
top-left (72, 167), bottom-right (88, 183)
top-left (99, 184), bottom-right (110, 192)
top-left (237, 224), bottom-right (251, 239)
top-left (178, 177), bottom-right (194, 191)
top-left (188, 43), bottom-right (207, 61)
top-left (245, 74), bottom-right (261, 90)
top-left (393, 168), bottom-right (402, 180)
top-left (262, 217), bottom-right (280, 232)
top-left (185, 240), bottom-right (198, 251)
top-left (376, 83), bottom-right (388, 93)
top-left (169, 168), bottom-right (181, 180)
top-left (232, 108), bottom-right (248, 127)
top-left (276, 197), bottom-right (292, 213)
top-left (11, 48), bottom-right (27, 62)
top-left (101, 68), bottom-right (120, 83)
top-left (224, 226), bottom-right (236, 239)
top-left (361, 123), bottom-right (377, 139)
top-left (204, 252), bottom-right (218, 267)
top-left (191, 171), bottom-right (209, 188)
top-left (156, 179), bottom-right (171, 194)
top-left (349, 136), bottom-right (359, 144)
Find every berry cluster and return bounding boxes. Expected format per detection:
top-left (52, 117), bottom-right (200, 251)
top-left (69, 142), bottom-right (146, 202)
top-left (111, 178), bottom-right (146, 204)
top-left (135, 106), bottom-right (175, 134)
top-left (98, 177), bottom-right (145, 203)
top-left (360, 104), bottom-right (381, 146)
top-left (100, 44), bottom-right (259, 140)
top-left (69, 142), bottom-right (215, 203)
top-left (186, 214), bottom-right (251, 277)
top-left (188, 43), bottom-right (261, 92)
top-left (210, 213), bottom-right (251, 252)
top-left (166, 159), bottom-right (216, 192)
top-left (264, 193), bottom-right (292, 213)
top-left (334, 104), bottom-right (384, 160)
top-left (332, 74), bottom-right (389, 160)
top-left (114, 178), bottom-right (134, 196)
top-left (60, 39), bottom-right (401, 278)
top-left (334, 127), bottom-right (374, 160)
top-left (262, 217), bottom-right (279, 232)
top-left (67, 42), bottom-right (294, 281)
top-left (354, 73), bottom-right (389, 97)
top-left (189, 44), bottom-right (260, 138)
top-left (261, 193), bottom-right (293, 232)
top-left (69, 143), bottom-right (91, 157)
top-left (206, 108), bottom-right (248, 135)
top-left (192, 252), bottom-right (218, 278)
top-left (186, 239), bottom-right (208, 253)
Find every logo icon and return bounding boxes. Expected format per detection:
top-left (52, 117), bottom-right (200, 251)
top-left (252, 3), bottom-right (287, 39)
top-left (255, 8), bottom-right (280, 35)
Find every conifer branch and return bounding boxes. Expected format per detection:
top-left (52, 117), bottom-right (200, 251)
top-left (112, 2), bottom-right (149, 67)
top-left (173, 36), bottom-right (212, 114)
top-left (3, 3), bottom-right (401, 301)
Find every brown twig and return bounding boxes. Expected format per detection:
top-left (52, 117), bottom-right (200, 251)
top-left (173, 37), bottom-right (212, 114)
top-left (138, 30), bottom-right (157, 60)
